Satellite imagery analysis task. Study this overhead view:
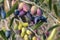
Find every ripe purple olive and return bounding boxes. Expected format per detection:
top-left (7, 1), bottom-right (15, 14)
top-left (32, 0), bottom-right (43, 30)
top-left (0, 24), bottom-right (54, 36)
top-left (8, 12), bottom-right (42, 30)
top-left (5, 30), bottom-right (11, 38)
top-left (1, 9), bottom-right (6, 19)
top-left (23, 4), bottom-right (30, 12)
top-left (18, 2), bottom-right (25, 10)
top-left (19, 10), bottom-right (26, 16)
top-left (36, 8), bottom-right (43, 16)
top-left (31, 6), bottom-right (37, 15)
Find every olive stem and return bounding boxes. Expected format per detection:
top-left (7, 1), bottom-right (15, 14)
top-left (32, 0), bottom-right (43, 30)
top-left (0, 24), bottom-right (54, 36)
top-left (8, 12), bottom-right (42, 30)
top-left (28, 27), bottom-right (40, 38)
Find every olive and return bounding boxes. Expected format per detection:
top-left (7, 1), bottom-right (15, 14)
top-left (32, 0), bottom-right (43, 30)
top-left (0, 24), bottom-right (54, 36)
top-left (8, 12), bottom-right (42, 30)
top-left (24, 34), bottom-right (28, 40)
top-left (14, 9), bottom-right (19, 16)
top-left (22, 22), bottom-right (28, 27)
top-left (5, 30), bottom-right (11, 38)
top-left (18, 22), bottom-right (23, 30)
top-left (36, 8), bottom-right (43, 16)
top-left (18, 2), bottom-right (25, 10)
top-left (23, 4), bottom-right (30, 12)
top-left (31, 6), bottom-right (37, 15)
top-left (32, 36), bottom-right (37, 40)
top-left (19, 10), bottom-right (26, 16)
top-left (34, 16), bottom-right (40, 24)
top-left (40, 16), bottom-right (47, 22)
top-left (26, 30), bottom-right (32, 35)
top-left (1, 9), bottom-right (6, 19)
top-left (21, 27), bottom-right (26, 37)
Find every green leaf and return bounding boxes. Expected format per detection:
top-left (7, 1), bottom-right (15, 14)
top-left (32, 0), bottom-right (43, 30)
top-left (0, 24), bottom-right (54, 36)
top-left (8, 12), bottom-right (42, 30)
top-left (9, 17), bottom-right (14, 29)
top-left (32, 21), bottom-right (43, 30)
top-left (40, 0), bottom-right (44, 3)
top-left (48, 24), bottom-right (59, 31)
top-left (49, 0), bottom-right (52, 10)
top-left (12, 33), bottom-right (16, 40)
top-left (0, 30), bottom-right (7, 40)
top-left (43, 33), bottom-right (46, 40)
top-left (0, 0), bottom-right (4, 3)
top-left (53, 4), bottom-right (60, 17)
top-left (6, 1), bottom-right (18, 17)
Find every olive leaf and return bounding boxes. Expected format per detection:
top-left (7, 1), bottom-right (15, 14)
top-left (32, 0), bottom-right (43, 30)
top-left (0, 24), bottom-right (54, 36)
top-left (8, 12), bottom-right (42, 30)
top-left (48, 24), bottom-right (59, 31)
top-left (40, 0), bottom-right (44, 3)
top-left (12, 33), bottom-right (16, 40)
top-left (0, 0), bottom-right (4, 3)
top-left (32, 21), bottom-right (43, 30)
top-left (47, 28), bottom-right (57, 40)
top-left (53, 4), bottom-right (60, 18)
top-left (6, 1), bottom-right (18, 17)
top-left (49, 0), bottom-right (52, 10)
top-left (9, 17), bottom-right (14, 29)
top-left (0, 30), bottom-right (7, 40)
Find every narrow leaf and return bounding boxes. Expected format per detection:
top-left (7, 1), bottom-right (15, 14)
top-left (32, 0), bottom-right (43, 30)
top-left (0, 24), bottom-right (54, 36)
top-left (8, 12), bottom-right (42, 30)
top-left (9, 17), bottom-right (14, 28)
top-left (6, 1), bottom-right (18, 17)
top-left (48, 24), bottom-right (59, 31)
top-left (53, 4), bottom-right (60, 17)
top-left (0, 0), bottom-right (4, 3)
top-left (47, 28), bottom-right (57, 40)
top-left (32, 21), bottom-right (43, 30)
top-left (49, 0), bottom-right (52, 10)
top-left (0, 30), bottom-right (7, 40)
top-left (12, 33), bottom-right (16, 40)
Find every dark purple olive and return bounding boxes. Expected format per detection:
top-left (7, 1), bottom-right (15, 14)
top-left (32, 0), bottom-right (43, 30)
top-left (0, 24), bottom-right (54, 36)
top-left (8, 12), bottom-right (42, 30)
top-left (5, 30), bottom-right (11, 38)
top-left (36, 8), bottom-right (43, 16)
top-left (34, 16), bottom-right (40, 24)
top-left (14, 9), bottom-right (19, 16)
top-left (23, 3), bottom-right (30, 12)
top-left (40, 16), bottom-right (47, 22)
top-left (1, 9), bottom-right (6, 19)
top-left (19, 10), bottom-right (26, 16)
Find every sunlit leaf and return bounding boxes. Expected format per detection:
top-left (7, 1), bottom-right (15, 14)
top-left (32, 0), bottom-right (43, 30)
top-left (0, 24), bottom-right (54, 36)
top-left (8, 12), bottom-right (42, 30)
top-left (47, 28), bottom-right (57, 40)
top-left (6, 1), bottom-right (18, 17)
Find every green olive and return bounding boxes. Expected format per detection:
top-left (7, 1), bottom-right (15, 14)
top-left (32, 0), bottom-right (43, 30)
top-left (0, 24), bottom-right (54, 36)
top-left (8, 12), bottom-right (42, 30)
top-left (24, 34), bottom-right (28, 40)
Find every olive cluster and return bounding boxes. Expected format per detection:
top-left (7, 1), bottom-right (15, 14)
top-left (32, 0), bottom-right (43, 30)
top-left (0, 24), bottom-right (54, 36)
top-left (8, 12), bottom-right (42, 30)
top-left (13, 2), bottom-right (47, 40)
top-left (14, 21), bottom-right (41, 40)
top-left (14, 2), bottom-right (47, 24)
top-left (0, 1), bottom-right (47, 40)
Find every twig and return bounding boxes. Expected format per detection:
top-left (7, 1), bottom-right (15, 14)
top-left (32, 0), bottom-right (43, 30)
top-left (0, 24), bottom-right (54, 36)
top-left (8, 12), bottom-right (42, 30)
top-left (28, 27), bottom-right (40, 38)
